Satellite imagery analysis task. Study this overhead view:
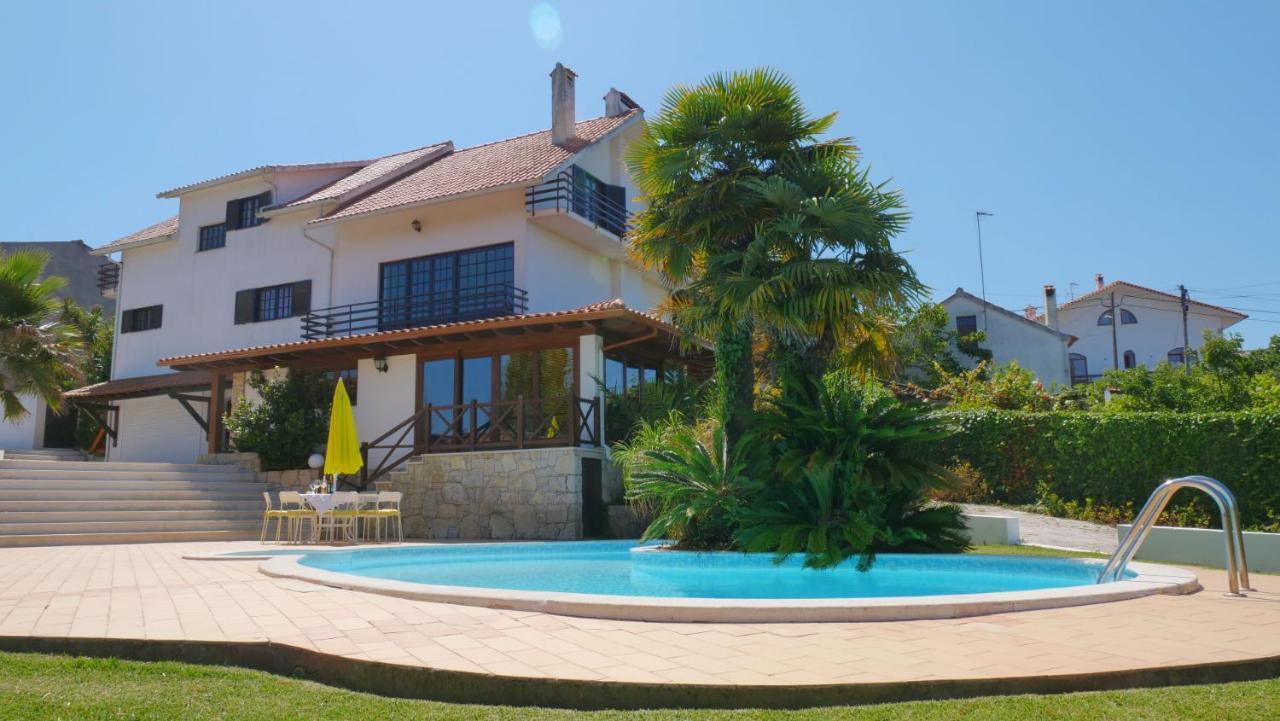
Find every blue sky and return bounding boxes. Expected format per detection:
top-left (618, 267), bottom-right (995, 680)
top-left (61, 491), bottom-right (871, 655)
top-left (2, 1), bottom-right (1277, 344)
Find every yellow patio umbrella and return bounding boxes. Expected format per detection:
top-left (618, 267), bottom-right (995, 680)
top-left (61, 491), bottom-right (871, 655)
top-left (324, 378), bottom-right (363, 485)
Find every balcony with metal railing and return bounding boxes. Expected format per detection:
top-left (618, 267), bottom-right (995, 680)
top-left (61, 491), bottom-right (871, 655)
top-left (526, 166), bottom-right (631, 249)
top-left (300, 283), bottom-right (528, 340)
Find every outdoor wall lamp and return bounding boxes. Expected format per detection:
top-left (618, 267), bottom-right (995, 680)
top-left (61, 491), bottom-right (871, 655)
top-left (373, 357), bottom-right (389, 373)
top-left (411, 219), bottom-right (422, 232)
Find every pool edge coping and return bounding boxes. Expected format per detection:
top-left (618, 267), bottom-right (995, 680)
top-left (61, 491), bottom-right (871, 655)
top-left (240, 548), bottom-right (1200, 623)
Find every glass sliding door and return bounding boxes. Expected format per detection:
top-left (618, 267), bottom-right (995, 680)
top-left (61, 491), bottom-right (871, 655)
top-left (380, 243), bottom-right (514, 330)
top-left (421, 358), bottom-right (457, 443)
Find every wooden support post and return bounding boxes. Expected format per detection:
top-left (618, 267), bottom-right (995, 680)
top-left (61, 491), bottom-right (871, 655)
top-left (207, 373), bottom-right (228, 454)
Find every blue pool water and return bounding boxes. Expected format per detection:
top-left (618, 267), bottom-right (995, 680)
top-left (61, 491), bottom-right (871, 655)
top-left (289, 540), bottom-right (1124, 599)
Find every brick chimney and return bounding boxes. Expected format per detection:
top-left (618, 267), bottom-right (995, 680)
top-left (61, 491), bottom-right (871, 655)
top-left (551, 63), bottom-right (577, 147)
top-left (1095, 273), bottom-right (1105, 291)
top-left (1044, 285), bottom-right (1060, 330)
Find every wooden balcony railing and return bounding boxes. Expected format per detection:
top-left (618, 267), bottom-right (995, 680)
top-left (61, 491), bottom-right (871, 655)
top-left (358, 395), bottom-right (601, 489)
top-left (300, 283), bottom-right (528, 340)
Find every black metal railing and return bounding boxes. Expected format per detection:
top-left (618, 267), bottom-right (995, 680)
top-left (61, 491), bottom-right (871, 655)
top-left (300, 283), bottom-right (528, 340)
top-left (1071, 374), bottom-right (1103, 386)
top-left (525, 167), bottom-right (631, 238)
top-left (358, 395), bottom-right (602, 488)
top-left (97, 263), bottom-right (119, 294)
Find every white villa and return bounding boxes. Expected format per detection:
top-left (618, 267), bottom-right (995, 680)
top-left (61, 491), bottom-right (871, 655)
top-left (942, 275), bottom-right (1246, 387)
top-left (68, 64), bottom-right (707, 540)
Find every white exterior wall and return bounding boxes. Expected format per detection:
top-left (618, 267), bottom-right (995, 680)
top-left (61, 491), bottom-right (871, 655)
top-left (1057, 288), bottom-right (1240, 374)
top-left (109, 394), bottom-right (208, 463)
top-left (0, 395), bottom-right (42, 451)
top-left (943, 295), bottom-right (1071, 387)
top-left (113, 176), bottom-right (337, 379)
top-left (353, 354), bottom-right (417, 468)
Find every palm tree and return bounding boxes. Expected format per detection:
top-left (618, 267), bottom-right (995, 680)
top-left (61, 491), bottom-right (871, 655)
top-left (626, 69), bottom-right (920, 441)
top-left (0, 251), bottom-right (83, 421)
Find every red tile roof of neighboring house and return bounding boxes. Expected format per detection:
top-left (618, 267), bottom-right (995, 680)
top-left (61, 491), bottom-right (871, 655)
top-left (276, 143), bottom-right (452, 210)
top-left (92, 215), bottom-right (179, 255)
top-left (1059, 280), bottom-right (1246, 319)
top-left (314, 110), bottom-right (641, 224)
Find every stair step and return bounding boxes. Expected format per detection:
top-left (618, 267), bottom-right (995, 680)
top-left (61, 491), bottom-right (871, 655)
top-left (0, 489), bottom-right (265, 502)
top-left (0, 530), bottom-right (260, 547)
top-left (0, 519), bottom-right (263, 535)
top-left (2, 452), bottom-right (86, 462)
top-left (0, 509), bottom-right (264, 523)
top-left (0, 469), bottom-right (255, 482)
top-left (0, 459), bottom-right (251, 474)
top-left (0, 499), bottom-right (263, 512)
top-left (0, 479), bottom-right (263, 492)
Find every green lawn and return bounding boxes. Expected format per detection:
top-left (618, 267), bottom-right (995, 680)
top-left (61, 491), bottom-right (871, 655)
top-left (1, 652), bottom-right (1277, 721)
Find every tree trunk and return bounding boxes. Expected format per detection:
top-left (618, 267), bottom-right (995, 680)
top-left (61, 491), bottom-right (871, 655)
top-left (715, 320), bottom-right (755, 448)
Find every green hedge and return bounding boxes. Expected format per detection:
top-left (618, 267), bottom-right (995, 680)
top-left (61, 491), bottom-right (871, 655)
top-left (934, 411), bottom-right (1280, 529)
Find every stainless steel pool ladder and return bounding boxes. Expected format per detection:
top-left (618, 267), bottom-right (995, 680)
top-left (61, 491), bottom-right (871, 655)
top-left (1097, 475), bottom-right (1253, 595)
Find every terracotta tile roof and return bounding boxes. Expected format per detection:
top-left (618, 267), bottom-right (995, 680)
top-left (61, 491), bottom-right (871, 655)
top-left (92, 215), bottom-right (179, 255)
top-left (277, 143), bottom-right (452, 210)
top-left (64, 370), bottom-right (210, 401)
top-left (157, 299), bottom-right (703, 370)
top-left (156, 160), bottom-right (369, 199)
top-left (315, 110), bottom-right (641, 224)
top-left (1060, 280), bottom-right (1246, 319)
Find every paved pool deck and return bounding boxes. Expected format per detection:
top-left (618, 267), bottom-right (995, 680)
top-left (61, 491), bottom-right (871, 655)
top-left (0, 541), bottom-right (1277, 708)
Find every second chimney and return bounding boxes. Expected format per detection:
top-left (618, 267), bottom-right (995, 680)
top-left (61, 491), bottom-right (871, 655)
top-left (1095, 273), bottom-right (1105, 290)
top-left (551, 63), bottom-right (577, 147)
top-left (1044, 285), bottom-right (1060, 330)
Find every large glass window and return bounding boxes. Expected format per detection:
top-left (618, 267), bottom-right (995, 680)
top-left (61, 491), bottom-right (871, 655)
top-left (1069, 353), bottom-right (1089, 383)
top-left (421, 358), bottom-right (457, 439)
top-left (1098, 309), bottom-right (1138, 325)
top-left (379, 243), bottom-right (514, 329)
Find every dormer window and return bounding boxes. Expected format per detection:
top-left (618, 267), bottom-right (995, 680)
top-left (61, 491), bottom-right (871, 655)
top-left (225, 191), bottom-right (271, 231)
top-left (1097, 309), bottom-right (1137, 325)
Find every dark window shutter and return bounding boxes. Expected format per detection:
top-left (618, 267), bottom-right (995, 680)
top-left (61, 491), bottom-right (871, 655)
top-left (225, 199), bottom-right (241, 230)
top-left (234, 289), bottom-right (256, 324)
top-left (120, 310), bottom-right (134, 333)
top-left (291, 280), bottom-right (311, 316)
top-left (151, 305), bottom-right (162, 330)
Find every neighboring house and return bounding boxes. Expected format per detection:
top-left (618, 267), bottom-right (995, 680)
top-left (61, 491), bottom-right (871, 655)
top-left (68, 65), bottom-right (708, 540)
top-left (940, 288), bottom-right (1075, 387)
top-left (0, 240), bottom-right (117, 451)
top-left (1054, 274), bottom-right (1246, 384)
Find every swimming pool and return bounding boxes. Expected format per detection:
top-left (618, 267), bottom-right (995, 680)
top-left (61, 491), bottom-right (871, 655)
top-left (292, 540), bottom-right (1121, 598)
top-left (248, 540), bottom-right (1197, 622)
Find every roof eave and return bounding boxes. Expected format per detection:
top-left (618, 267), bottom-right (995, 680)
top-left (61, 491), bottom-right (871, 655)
top-left (156, 161), bottom-right (370, 199)
top-left (90, 233), bottom-right (176, 256)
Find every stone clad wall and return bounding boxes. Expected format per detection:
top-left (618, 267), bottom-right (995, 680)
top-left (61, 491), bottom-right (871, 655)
top-left (390, 447), bottom-right (606, 540)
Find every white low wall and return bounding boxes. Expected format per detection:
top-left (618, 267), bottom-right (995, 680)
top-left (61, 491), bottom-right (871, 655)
top-left (1117, 524), bottom-right (1280, 573)
top-left (964, 514), bottom-right (1020, 546)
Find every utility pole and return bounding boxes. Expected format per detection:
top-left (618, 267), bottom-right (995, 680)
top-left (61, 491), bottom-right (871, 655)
top-left (1179, 284), bottom-right (1191, 370)
top-left (1101, 292), bottom-right (1121, 369)
top-left (975, 211), bottom-right (993, 331)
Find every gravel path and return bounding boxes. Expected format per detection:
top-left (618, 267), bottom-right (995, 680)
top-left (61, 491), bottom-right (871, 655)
top-left (961, 503), bottom-right (1120, 553)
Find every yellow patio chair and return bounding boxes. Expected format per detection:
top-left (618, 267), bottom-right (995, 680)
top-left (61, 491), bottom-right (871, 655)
top-left (279, 491), bottom-right (318, 543)
top-left (260, 492), bottom-right (290, 543)
top-left (325, 491), bottom-right (361, 543)
top-left (375, 491), bottom-right (404, 544)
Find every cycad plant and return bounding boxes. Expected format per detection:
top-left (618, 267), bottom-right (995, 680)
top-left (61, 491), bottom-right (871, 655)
top-left (615, 414), bottom-right (756, 550)
top-left (0, 251), bottom-right (82, 421)
top-left (737, 376), bottom-right (969, 569)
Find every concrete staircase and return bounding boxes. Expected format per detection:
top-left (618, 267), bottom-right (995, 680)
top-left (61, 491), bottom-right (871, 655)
top-left (0, 457), bottom-right (265, 546)
top-left (0, 447), bottom-right (87, 462)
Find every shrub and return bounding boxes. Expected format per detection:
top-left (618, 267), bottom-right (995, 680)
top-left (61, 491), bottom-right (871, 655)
top-left (224, 370), bottom-right (329, 471)
top-left (935, 410), bottom-right (1280, 530)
